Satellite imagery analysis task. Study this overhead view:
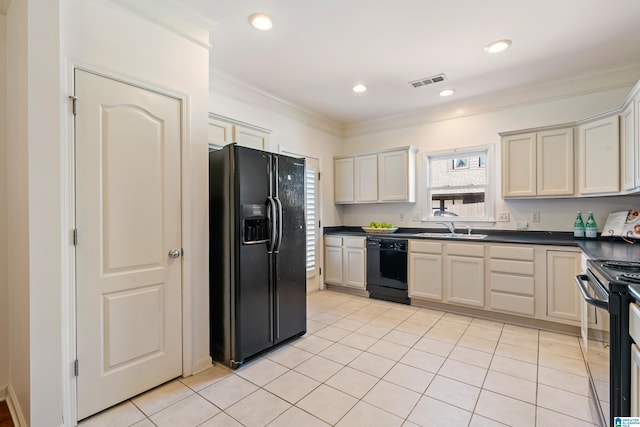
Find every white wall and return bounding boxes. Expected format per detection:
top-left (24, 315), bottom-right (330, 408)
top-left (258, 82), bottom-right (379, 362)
top-left (62, 0), bottom-right (211, 400)
top-left (339, 86), bottom-right (640, 232)
top-left (4, 0), bottom-right (211, 424)
top-left (208, 78), bottom-right (344, 226)
top-left (0, 12), bottom-right (9, 394)
top-left (6, 0), bottom-right (31, 424)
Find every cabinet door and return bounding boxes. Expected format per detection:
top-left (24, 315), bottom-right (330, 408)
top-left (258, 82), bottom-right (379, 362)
top-left (537, 128), bottom-right (574, 196)
top-left (334, 158), bottom-right (355, 203)
top-left (233, 125), bottom-right (269, 150)
top-left (547, 250), bottom-right (581, 322)
top-left (622, 102), bottom-right (636, 191)
top-left (343, 247), bottom-right (366, 289)
top-left (578, 116), bottom-right (620, 195)
top-left (324, 246), bottom-right (343, 285)
top-left (502, 133), bottom-right (536, 197)
top-left (208, 117), bottom-right (234, 149)
top-left (636, 92), bottom-right (640, 188)
top-left (355, 154), bottom-right (378, 202)
top-left (446, 256), bottom-right (485, 307)
top-left (409, 253), bottom-right (443, 300)
top-left (379, 150), bottom-right (410, 202)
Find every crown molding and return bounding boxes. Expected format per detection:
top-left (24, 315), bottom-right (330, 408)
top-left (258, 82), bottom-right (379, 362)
top-left (343, 63), bottom-right (640, 137)
top-left (110, 0), bottom-right (213, 49)
top-left (209, 69), bottom-right (344, 137)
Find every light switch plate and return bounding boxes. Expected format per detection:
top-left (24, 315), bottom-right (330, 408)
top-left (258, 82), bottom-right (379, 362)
top-left (411, 213), bottom-right (420, 221)
top-left (531, 212), bottom-right (540, 222)
top-left (498, 212), bottom-right (510, 222)
top-left (516, 221), bottom-right (528, 229)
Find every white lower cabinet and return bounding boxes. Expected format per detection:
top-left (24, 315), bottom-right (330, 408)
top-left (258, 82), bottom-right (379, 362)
top-left (409, 241), bottom-right (443, 300)
top-left (546, 250), bottom-right (582, 322)
top-left (323, 235), bottom-right (366, 290)
top-left (445, 243), bottom-right (485, 308)
top-left (489, 245), bottom-right (535, 316)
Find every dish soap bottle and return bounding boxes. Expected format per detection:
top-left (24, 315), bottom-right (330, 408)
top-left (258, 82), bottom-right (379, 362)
top-left (574, 212), bottom-right (585, 239)
top-left (585, 211), bottom-right (597, 239)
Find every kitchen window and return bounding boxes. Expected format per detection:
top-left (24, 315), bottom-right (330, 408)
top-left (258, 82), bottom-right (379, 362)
top-left (423, 146), bottom-right (493, 222)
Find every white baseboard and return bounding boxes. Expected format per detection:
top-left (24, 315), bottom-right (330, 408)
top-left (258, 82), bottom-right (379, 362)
top-left (191, 355), bottom-right (213, 375)
top-left (4, 384), bottom-right (27, 427)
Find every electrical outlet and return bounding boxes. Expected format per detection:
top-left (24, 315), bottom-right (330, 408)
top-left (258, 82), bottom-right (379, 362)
top-left (531, 211), bottom-right (540, 222)
top-left (498, 212), bottom-right (510, 222)
top-left (400, 213), bottom-right (404, 220)
top-left (411, 213), bottom-right (420, 221)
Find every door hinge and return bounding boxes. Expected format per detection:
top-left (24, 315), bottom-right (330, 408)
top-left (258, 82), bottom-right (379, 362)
top-left (68, 96), bottom-right (77, 116)
top-left (73, 229), bottom-right (78, 246)
top-left (74, 359), bottom-right (79, 377)
top-left (318, 172), bottom-right (321, 181)
top-left (319, 267), bottom-right (322, 275)
top-left (318, 220), bottom-right (321, 228)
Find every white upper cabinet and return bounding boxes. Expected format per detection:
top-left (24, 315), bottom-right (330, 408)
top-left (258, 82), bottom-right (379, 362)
top-left (334, 147), bottom-right (417, 204)
top-left (378, 149), bottom-right (416, 202)
top-left (501, 127), bottom-right (574, 198)
top-left (207, 113), bottom-right (270, 151)
top-left (355, 154), bottom-right (378, 202)
top-left (233, 126), bottom-right (269, 151)
top-left (621, 101), bottom-right (636, 192)
top-left (537, 128), bottom-right (574, 196)
top-left (208, 117), bottom-right (234, 148)
top-left (502, 132), bottom-right (536, 197)
top-left (578, 115), bottom-right (620, 195)
top-left (334, 158), bottom-right (355, 203)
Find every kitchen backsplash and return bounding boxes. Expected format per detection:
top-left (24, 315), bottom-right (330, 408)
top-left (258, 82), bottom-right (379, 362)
top-left (336, 194), bottom-right (640, 232)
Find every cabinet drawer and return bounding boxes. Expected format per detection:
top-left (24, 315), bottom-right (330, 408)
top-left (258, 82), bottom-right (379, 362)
top-left (490, 259), bottom-right (534, 275)
top-left (490, 292), bottom-right (535, 316)
top-left (490, 245), bottom-right (534, 261)
top-left (490, 273), bottom-right (535, 295)
top-left (447, 243), bottom-right (484, 257)
top-left (631, 303), bottom-right (640, 345)
top-left (325, 236), bottom-right (343, 247)
top-left (344, 237), bottom-right (365, 248)
top-left (410, 240), bottom-right (443, 254)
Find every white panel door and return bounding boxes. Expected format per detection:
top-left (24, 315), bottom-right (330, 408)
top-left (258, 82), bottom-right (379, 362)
top-left (502, 133), bottom-right (537, 197)
top-left (75, 70), bottom-right (182, 420)
top-left (537, 128), bottom-right (574, 196)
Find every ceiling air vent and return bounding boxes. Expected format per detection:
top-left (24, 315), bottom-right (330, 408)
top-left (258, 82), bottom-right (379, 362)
top-left (409, 73), bottom-right (447, 88)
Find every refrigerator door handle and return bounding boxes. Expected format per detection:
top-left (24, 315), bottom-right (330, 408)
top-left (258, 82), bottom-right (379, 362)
top-left (267, 197), bottom-right (277, 253)
top-left (274, 197), bottom-right (283, 253)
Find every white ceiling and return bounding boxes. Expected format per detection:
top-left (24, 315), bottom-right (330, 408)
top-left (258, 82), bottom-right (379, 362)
top-left (187, 0), bottom-right (640, 125)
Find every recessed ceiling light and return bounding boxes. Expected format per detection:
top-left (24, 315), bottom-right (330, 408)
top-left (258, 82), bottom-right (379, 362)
top-left (249, 13), bottom-right (273, 31)
top-left (439, 89), bottom-right (455, 97)
top-left (352, 84), bottom-right (367, 93)
top-left (484, 39), bottom-right (512, 54)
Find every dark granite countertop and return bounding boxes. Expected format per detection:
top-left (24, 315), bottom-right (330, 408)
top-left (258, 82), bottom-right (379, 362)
top-left (323, 226), bottom-right (640, 261)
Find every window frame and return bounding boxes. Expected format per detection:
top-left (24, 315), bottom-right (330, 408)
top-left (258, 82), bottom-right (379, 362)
top-left (421, 145), bottom-right (495, 223)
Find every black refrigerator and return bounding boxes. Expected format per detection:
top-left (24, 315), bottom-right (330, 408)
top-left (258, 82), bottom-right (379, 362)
top-left (209, 144), bottom-right (307, 368)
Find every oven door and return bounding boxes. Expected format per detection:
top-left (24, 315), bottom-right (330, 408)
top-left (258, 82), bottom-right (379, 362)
top-left (576, 272), bottom-right (611, 427)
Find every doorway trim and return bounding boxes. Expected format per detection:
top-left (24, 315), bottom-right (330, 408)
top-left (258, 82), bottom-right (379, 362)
top-left (61, 61), bottom-right (193, 426)
top-left (278, 145), bottom-right (323, 292)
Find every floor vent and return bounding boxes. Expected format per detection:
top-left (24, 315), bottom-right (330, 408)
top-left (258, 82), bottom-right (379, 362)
top-left (409, 73), bottom-right (447, 88)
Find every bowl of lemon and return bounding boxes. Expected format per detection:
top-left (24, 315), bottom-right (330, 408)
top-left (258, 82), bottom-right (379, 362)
top-left (361, 222), bottom-right (398, 234)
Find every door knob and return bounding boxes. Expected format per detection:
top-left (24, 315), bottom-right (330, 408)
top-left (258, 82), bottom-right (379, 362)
top-left (168, 249), bottom-right (181, 259)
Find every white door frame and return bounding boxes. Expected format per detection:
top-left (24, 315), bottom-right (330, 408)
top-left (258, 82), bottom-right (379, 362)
top-left (278, 145), bottom-right (324, 292)
top-left (61, 62), bottom-right (193, 426)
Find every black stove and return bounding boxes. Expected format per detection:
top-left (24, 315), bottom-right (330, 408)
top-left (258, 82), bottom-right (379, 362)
top-left (581, 259), bottom-right (638, 426)
top-left (590, 259), bottom-right (640, 288)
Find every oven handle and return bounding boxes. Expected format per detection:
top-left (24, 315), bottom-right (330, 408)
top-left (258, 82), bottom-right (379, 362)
top-left (575, 274), bottom-right (609, 310)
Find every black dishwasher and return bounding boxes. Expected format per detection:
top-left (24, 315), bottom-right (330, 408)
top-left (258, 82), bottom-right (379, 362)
top-left (366, 237), bottom-right (410, 304)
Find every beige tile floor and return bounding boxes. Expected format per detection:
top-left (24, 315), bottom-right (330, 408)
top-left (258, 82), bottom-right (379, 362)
top-left (79, 290), bottom-right (598, 427)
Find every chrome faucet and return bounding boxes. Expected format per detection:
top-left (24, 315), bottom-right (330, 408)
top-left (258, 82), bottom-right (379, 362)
top-left (437, 221), bottom-right (456, 234)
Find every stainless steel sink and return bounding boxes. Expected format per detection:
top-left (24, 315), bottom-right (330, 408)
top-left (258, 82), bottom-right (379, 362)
top-left (414, 232), bottom-right (488, 239)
